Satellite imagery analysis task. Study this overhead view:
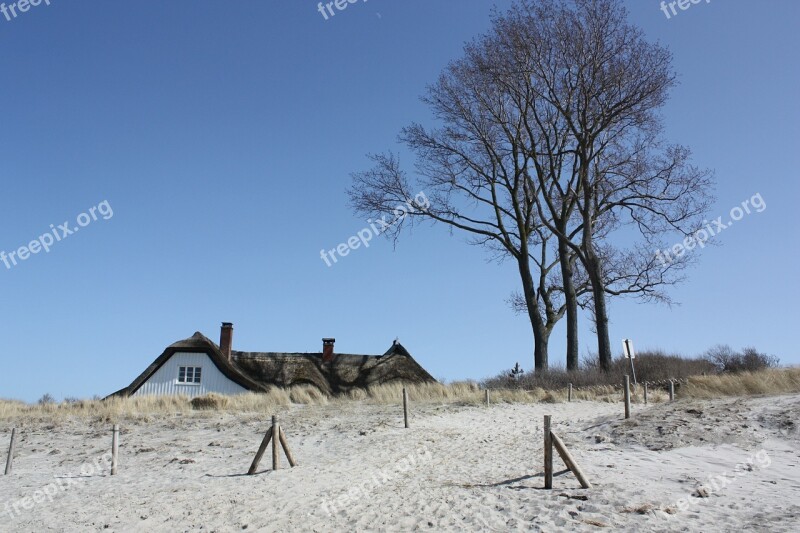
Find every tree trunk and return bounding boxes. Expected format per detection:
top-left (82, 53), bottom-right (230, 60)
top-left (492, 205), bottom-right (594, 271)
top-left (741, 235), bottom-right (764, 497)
top-left (579, 159), bottom-right (612, 372)
top-left (558, 238), bottom-right (579, 371)
top-left (585, 252), bottom-right (612, 371)
top-left (534, 325), bottom-right (550, 373)
top-left (518, 257), bottom-right (549, 371)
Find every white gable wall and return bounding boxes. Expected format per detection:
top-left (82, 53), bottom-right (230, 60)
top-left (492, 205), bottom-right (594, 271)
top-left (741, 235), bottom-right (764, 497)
top-left (133, 352), bottom-right (247, 398)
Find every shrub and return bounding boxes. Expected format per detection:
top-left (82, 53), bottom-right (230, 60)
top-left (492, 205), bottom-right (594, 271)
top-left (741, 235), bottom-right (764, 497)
top-left (704, 345), bottom-right (780, 373)
top-left (38, 393), bottom-right (56, 405)
top-left (482, 350), bottom-right (715, 390)
top-left (190, 393), bottom-right (229, 410)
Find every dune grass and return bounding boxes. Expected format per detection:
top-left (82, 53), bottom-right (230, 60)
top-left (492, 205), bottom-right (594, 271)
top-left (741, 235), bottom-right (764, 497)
top-left (1, 368), bottom-right (797, 423)
top-left (681, 368), bottom-right (800, 399)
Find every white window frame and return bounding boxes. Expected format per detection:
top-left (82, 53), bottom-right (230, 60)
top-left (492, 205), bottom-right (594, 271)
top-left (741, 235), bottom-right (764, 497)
top-left (177, 366), bottom-right (202, 385)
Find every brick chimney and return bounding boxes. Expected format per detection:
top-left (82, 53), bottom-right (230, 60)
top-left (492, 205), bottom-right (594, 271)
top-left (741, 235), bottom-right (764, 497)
top-left (220, 322), bottom-right (234, 361)
top-left (322, 338), bottom-right (335, 363)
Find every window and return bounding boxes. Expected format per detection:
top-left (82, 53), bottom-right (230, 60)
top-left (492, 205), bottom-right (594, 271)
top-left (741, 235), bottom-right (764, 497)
top-left (178, 366), bottom-right (202, 384)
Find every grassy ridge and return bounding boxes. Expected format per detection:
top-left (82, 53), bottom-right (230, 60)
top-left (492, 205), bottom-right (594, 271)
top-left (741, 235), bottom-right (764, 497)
top-left (1, 368), bottom-right (798, 423)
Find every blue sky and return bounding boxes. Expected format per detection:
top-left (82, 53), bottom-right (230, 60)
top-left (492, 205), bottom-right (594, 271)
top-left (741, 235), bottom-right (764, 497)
top-left (1, 0), bottom-right (798, 402)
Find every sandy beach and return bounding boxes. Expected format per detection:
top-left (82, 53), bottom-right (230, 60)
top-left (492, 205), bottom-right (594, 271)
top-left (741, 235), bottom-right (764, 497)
top-left (1, 394), bottom-right (798, 532)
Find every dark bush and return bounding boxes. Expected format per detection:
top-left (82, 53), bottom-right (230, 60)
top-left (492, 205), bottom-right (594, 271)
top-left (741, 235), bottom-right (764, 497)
top-left (704, 345), bottom-right (780, 373)
top-left (190, 394), bottom-right (229, 410)
top-left (37, 393), bottom-right (56, 405)
top-left (482, 350), bottom-right (716, 390)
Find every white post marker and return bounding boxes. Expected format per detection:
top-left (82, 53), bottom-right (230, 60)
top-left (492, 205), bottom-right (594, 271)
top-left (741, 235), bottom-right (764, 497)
top-left (623, 339), bottom-right (637, 385)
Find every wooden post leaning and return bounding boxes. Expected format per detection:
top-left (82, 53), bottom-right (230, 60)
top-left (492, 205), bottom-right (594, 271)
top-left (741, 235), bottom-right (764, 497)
top-left (248, 427), bottom-right (273, 475)
top-left (623, 375), bottom-right (631, 419)
top-left (277, 426), bottom-right (297, 467)
top-left (550, 432), bottom-right (592, 489)
top-left (403, 388), bottom-right (409, 429)
top-left (111, 425), bottom-right (119, 475)
top-left (4, 428), bottom-right (17, 475)
top-left (544, 415), bottom-right (553, 489)
top-left (248, 415), bottom-right (298, 474)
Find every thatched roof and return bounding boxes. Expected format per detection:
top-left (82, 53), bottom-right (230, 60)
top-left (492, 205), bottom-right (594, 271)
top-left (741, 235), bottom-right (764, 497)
top-left (111, 334), bottom-right (435, 397)
top-left (232, 341), bottom-right (436, 394)
top-left (108, 332), bottom-right (269, 398)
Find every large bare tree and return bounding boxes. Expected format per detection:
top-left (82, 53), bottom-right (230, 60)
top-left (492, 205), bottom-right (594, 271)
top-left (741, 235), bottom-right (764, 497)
top-left (350, 0), bottom-right (714, 372)
top-left (486, 0), bottom-right (714, 369)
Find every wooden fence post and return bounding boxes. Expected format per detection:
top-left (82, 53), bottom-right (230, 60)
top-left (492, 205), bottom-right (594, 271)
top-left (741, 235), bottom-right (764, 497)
top-left (111, 425), bottom-right (119, 475)
top-left (4, 428), bottom-right (17, 475)
top-left (403, 388), bottom-right (409, 429)
top-left (643, 382), bottom-right (648, 405)
top-left (544, 415), bottom-right (553, 489)
top-left (669, 380), bottom-right (675, 402)
top-left (248, 415), bottom-right (298, 474)
top-left (623, 375), bottom-right (631, 419)
top-left (568, 383), bottom-right (573, 402)
top-left (485, 389), bottom-right (490, 407)
top-left (272, 416), bottom-right (280, 471)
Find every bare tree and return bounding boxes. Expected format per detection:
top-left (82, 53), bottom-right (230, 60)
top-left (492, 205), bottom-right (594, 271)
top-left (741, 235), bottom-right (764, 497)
top-left (350, 152), bottom-right (565, 370)
top-left (350, 0), bottom-right (713, 373)
top-left (485, 0), bottom-right (714, 370)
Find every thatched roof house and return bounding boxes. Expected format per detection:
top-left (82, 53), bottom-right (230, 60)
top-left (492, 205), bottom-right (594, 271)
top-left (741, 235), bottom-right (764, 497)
top-left (111, 323), bottom-right (436, 398)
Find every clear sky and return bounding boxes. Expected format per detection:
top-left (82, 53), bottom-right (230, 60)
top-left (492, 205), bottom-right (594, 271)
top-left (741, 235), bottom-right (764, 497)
top-left (1, 0), bottom-right (798, 402)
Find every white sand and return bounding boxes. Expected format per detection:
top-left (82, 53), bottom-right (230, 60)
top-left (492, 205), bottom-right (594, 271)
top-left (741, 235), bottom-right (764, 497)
top-left (1, 394), bottom-right (798, 532)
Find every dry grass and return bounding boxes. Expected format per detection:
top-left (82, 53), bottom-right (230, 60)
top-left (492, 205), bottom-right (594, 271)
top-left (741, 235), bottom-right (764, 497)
top-left (364, 381), bottom-right (549, 405)
top-left (681, 368), bottom-right (800, 399)
top-left (288, 385), bottom-right (330, 405)
top-left (1, 368), bottom-right (797, 423)
top-left (0, 390), bottom-right (293, 424)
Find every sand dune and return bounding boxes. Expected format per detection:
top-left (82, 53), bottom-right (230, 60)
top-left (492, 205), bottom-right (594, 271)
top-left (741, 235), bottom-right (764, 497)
top-left (1, 394), bottom-right (798, 532)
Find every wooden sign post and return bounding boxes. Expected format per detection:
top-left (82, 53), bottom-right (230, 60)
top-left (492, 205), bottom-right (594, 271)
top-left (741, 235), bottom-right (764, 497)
top-left (623, 339), bottom-right (637, 385)
top-left (623, 375), bottom-right (631, 419)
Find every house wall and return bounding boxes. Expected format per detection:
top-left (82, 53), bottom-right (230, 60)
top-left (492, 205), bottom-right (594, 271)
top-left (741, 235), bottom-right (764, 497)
top-left (133, 352), bottom-right (247, 398)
